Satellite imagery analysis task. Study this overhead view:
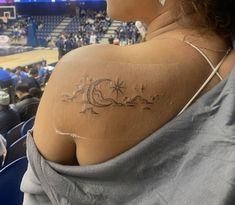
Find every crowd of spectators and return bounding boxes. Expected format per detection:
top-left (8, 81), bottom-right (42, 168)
top-left (10, 19), bottom-right (27, 41)
top-left (0, 63), bottom-right (52, 138)
top-left (114, 22), bottom-right (141, 46)
top-left (0, 16), bottom-right (27, 42)
top-left (78, 10), bottom-right (111, 42)
top-left (1, 10), bottom-right (142, 50)
top-left (55, 10), bottom-right (111, 59)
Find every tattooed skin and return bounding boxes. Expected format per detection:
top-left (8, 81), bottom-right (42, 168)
top-left (61, 75), bottom-right (161, 114)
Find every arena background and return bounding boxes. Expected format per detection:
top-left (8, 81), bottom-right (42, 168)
top-left (0, 0), bottom-right (141, 68)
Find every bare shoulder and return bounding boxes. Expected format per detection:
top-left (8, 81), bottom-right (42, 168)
top-left (33, 40), bottom-right (225, 165)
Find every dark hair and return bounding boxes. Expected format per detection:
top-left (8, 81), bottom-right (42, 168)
top-left (29, 87), bottom-right (42, 98)
top-left (15, 66), bottom-right (24, 71)
top-left (180, 0), bottom-right (235, 39)
top-left (29, 68), bottom-right (38, 76)
top-left (15, 83), bottom-right (29, 93)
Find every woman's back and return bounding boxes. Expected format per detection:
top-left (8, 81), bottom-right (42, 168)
top-left (33, 32), bottom-right (235, 165)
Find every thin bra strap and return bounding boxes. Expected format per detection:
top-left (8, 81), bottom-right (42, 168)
top-left (184, 41), bottom-right (223, 80)
top-left (178, 47), bottom-right (231, 116)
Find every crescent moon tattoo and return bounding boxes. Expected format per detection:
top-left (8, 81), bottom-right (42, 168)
top-left (61, 76), bottom-right (161, 114)
top-left (86, 79), bottom-right (113, 107)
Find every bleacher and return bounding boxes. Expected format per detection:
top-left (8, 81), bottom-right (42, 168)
top-left (64, 16), bottom-right (80, 33)
top-left (63, 14), bottom-right (111, 43)
top-left (115, 22), bottom-right (140, 45)
top-left (1, 11), bottom-right (112, 48)
top-left (32, 16), bottom-right (64, 46)
top-left (0, 58), bottom-right (52, 204)
top-left (0, 116), bottom-right (35, 205)
top-left (0, 17), bottom-right (27, 37)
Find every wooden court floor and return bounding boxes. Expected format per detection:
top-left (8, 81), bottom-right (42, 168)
top-left (0, 48), bottom-right (58, 69)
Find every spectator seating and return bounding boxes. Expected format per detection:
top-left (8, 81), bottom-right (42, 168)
top-left (5, 116), bottom-right (35, 148)
top-left (19, 101), bottom-right (39, 122)
top-left (6, 121), bottom-right (25, 148)
top-left (115, 22), bottom-right (140, 45)
top-left (64, 16), bottom-right (81, 33)
top-left (63, 11), bottom-right (111, 44)
top-left (21, 116), bottom-right (35, 137)
top-left (32, 16), bottom-right (64, 47)
top-left (1, 17), bottom-right (27, 38)
top-left (1, 116), bottom-right (35, 167)
top-left (0, 156), bottom-right (28, 205)
top-left (14, 59), bottom-right (47, 71)
top-left (3, 135), bottom-right (27, 167)
top-left (2, 12), bottom-right (111, 47)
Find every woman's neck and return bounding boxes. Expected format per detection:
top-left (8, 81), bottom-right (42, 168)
top-left (145, 10), bottom-right (180, 41)
top-left (145, 11), bottom-right (230, 55)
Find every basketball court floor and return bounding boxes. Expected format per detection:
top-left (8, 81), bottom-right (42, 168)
top-left (0, 48), bottom-right (58, 69)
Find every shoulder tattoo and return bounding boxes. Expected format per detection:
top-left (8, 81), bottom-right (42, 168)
top-left (61, 74), bottom-right (163, 115)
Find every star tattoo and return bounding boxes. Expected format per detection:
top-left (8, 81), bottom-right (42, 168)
top-left (110, 78), bottom-right (126, 98)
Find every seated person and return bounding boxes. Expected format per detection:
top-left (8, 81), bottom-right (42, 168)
top-left (14, 83), bottom-right (39, 122)
top-left (22, 68), bottom-right (41, 89)
top-left (35, 64), bottom-right (47, 86)
top-left (15, 66), bottom-right (28, 81)
top-left (29, 87), bottom-right (43, 99)
top-left (21, 0), bottom-right (235, 204)
top-left (0, 68), bottom-right (12, 89)
top-left (0, 90), bottom-right (20, 137)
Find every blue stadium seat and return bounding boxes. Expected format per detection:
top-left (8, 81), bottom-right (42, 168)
top-left (3, 135), bottom-right (27, 167)
top-left (0, 157), bottom-right (28, 205)
top-left (35, 16), bottom-right (64, 42)
top-left (20, 116), bottom-right (35, 137)
top-left (6, 122), bottom-right (25, 148)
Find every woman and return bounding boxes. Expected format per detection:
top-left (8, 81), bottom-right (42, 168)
top-left (21, 0), bottom-right (235, 204)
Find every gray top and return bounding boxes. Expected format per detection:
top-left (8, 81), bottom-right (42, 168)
top-left (21, 64), bottom-right (235, 205)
